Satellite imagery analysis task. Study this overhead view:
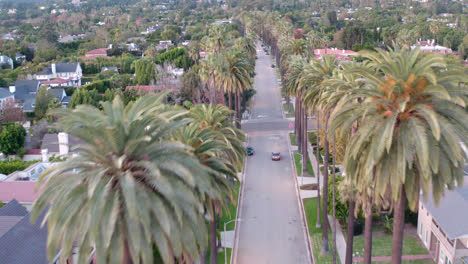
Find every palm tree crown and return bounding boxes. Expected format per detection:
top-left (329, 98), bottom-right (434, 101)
top-left (31, 94), bottom-right (222, 264)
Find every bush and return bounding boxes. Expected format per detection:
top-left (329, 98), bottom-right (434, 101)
top-left (327, 175), bottom-right (349, 223)
top-left (353, 218), bottom-right (364, 236)
top-left (383, 215), bottom-right (393, 234)
top-left (405, 207), bottom-right (418, 226)
top-left (82, 80), bottom-right (111, 93)
top-left (0, 123), bottom-right (26, 155)
top-left (0, 159), bottom-right (39, 175)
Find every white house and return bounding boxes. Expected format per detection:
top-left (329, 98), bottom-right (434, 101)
top-left (35, 63), bottom-right (82, 87)
top-left (0, 55), bottom-right (14, 69)
top-left (0, 88), bottom-right (14, 110)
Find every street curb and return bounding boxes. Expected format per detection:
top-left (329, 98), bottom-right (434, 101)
top-left (231, 135), bottom-right (250, 264)
top-left (287, 132), bottom-right (315, 264)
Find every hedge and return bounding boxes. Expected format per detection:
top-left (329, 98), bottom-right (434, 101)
top-left (0, 159), bottom-right (39, 175)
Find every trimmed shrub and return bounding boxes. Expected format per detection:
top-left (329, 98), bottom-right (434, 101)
top-left (0, 159), bottom-right (39, 175)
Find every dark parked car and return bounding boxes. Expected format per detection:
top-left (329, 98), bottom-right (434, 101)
top-left (247, 147), bottom-right (254, 156)
top-left (271, 64), bottom-right (275, 68)
top-left (271, 152), bottom-right (281, 161)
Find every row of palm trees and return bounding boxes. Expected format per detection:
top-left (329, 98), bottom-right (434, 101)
top-left (31, 93), bottom-right (246, 264)
top-left (189, 24), bottom-right (256, 128)
top-left (246, 10), bottom-right (468, 264)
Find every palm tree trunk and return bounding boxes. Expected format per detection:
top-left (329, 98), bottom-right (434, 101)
top-left (345, 200), bottom-right (356, 264)
top-left (332, 136), bottom-right (337, 264)
top-left (363, 194), bottom-right (374, 264)
top-left (321, 112), bottom-right (330, 254)
top-left (345, 122), bottom-right (359, 264)
top-left (235, 89), bottom-right (241, 129)
top-left (298, 99), bottom-right (303, 153)
top-left (123, 239), bottom-right (133, 264)
top-left (315, 111), bottom-right (321, 229)
top-left (210, 204), bottom-right (218, 264)
top-left (295, 97), bottom-right (301, 146)
top-left (199, 250), bottom-right (207, 264)
top-left (391, 188), bottom-right (406, 264)
top-left (302, 111), bottom-right (308, 175)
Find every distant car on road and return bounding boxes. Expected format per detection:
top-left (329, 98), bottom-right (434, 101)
top-left (265, 52), bottom-right (269, 55)
top-left (271, 152), bottom-right (281, 161)
top-left (247, 147), bottom-right (255, 156)
top-left (271, 64), bottom-right (275, 68)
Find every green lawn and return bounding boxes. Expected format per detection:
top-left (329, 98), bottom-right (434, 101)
top-left (283, 103), bottom-right (295, 118)
top-left (303, 198), bottom-right (340, 264)
top-left (294, 152), bottom-right (314, 177)
top-left (289, 133), bottom-right (297, 146)
top-left (353, 235), bottom-right (429, 260)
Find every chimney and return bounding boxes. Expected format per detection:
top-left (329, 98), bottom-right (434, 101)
top-left (51, 63), bottom-right (57, 75)
top-left (41, 149), bottom-right (49, 162)
top-left (9, 83), bottom-right (15, 93)
top-left (58, 132), bottom-right (69, 156)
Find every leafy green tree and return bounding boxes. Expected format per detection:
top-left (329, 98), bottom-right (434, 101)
top-left (31, 94), bottom-right (220, 264)
top-left (133, 59), bottom-right (156, 85)
top-left (0, 123), bottom-right (26, 155)
top-left (34, 87), bottom-right (55, 120)
top-left (161, 29), bottom-right (177, 43)
top-left (68, 89), bottom-right (100, 108)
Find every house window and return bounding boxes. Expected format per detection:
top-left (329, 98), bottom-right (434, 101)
top-left (445, 256), bottom-right (448, 264)
top-left (419, 224), bottom-right (423, 237)
top-left (440, 249), bottom-right (444, 264)
top-left (425, 230), bottom-right (428, 245)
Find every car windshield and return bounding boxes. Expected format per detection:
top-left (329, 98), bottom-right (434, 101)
top-left (272, 152), bottom-right (280, 156)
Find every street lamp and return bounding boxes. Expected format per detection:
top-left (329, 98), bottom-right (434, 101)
top-left (224, 218), bottom-right (241, 264)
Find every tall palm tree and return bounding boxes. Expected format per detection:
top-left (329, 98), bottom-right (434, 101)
top-left (302, 55), bottom-right (339, 255)
top-left (329, 46), bottom-right (468, 264)
top-left (188, 104), bottom-right (246, 264)
top-left (219, 49), bottom-right (253, 129)
top-left (31, 94), bottom-right (220, 264)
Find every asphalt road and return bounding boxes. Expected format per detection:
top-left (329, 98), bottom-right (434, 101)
top-left (232, 43), bottom-right (311, 264)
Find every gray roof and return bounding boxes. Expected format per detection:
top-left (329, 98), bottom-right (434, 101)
top-left (0, 201), bottom-right (49, 264)
top-left (62, 95), bottom-right (72, 104)
top-left (37, 63), bottom-right (79, 75)
top-left (0, 200), bottom-right (28, 237)
top-left (0, 87), bottom-right (12, 99)
top-left (41, 133), bottom-right (82, 153)
top-left (52, 88), bottom-right (65, 101)
top-left (0, 199), bottom-right (28, 217)
top-left (13, 80), bottom-right (40, 112)
top-left (422, 175), bottom-right (468, 239)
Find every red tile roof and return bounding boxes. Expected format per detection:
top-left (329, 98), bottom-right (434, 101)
top-left (85, 48), bottom-right (109, 56)
top-left (40, 78), bottom-right (73, 85)
top-left (0, 182), bottom-right (41, 204)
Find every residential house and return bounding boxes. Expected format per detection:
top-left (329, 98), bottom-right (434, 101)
top-left (411, 40), bottom-right (454, 55)
top-left (40, 132), bottom-right (81, 157)
top-left (0, 55), bottom-right (14, 69)
top-left (0, 199), bottom-right (93, 264)
top-left (0, 161), bottom-right (49, 210)
top-left (58, 35), bottom-right (80, 43)
top-left (9, 80), bottom-right (41, 112)
top-left (0, 88), bottom-right (14, 109)
top-left (101, 66), bottom-right (119, 72)
top-left (157, 40), bottom-right (173, 50)
top-left (314, 48), bottom-right (357, 61)
top-left (15, 52), bottom-right (26, 63)
top-left (35, 63), bottom-right (82, 87)
top-left (84, 48), bottom-right (109, 59)
top-left (417, 168), bottom-right (468, 264)
top-left (126, 43), bottom-right (140, 51)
